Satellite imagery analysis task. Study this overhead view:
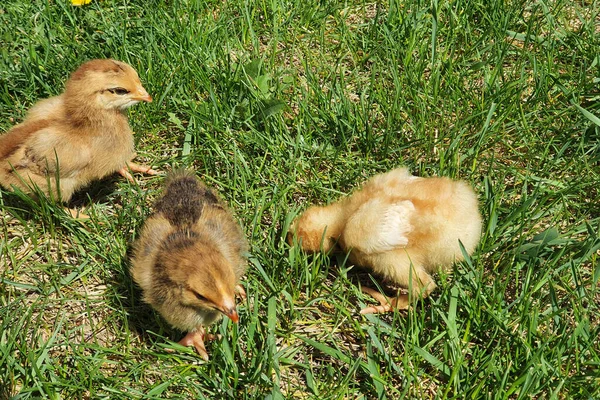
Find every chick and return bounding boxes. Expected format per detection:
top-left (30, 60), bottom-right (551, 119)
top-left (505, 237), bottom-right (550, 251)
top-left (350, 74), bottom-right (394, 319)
top-left (289, 167), bottom-right (482, 314)
top-left (0, 59), bottom-right (157, 212)
top-left (131, 170), bottom-right (248, 360)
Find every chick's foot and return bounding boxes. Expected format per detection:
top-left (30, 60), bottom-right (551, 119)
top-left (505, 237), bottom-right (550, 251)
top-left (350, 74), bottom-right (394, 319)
top-left (360, 286), bottom-right (410, 314)
top-left (118, 162), bottom-right (159, 183)
top-left (235, 284), bottom-right (247, 301)
top-left (67, 208), bottom-right (89, 219)
top-left (127, 162), bottom-right (159, 175)
top-left (178, 327), bottom-right (218, 361)
top-left (118, 167), bottom-right (135, 183)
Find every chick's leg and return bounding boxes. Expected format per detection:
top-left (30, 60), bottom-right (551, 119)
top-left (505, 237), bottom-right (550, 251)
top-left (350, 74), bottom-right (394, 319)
top-left (178, 326), bottom-right (218, 361)
top-left (359, 253), bottom-right (436, 314)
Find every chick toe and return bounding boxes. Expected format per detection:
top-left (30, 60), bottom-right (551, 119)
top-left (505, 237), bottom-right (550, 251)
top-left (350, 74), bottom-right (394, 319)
top-left (66, 208), bottom-right (89, 219)
top-left (179, 328), bottom-right (211, 361)
top-left (359, 286), bottom-right (410, 314)
top-left (126, 162), bottom-right (159, 175)
top-left (118, 168), bottom-right (136, 183)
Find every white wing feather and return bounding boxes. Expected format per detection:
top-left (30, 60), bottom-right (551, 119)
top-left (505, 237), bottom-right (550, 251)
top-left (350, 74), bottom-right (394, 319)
top-left (375, 200), bottom-right (414, 250)
top-left (344, 199), bottom-right (415, 254)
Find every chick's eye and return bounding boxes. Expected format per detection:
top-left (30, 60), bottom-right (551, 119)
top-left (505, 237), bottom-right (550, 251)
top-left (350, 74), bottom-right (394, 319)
top-left (107, 87), bottom-right (129, 95)
top-left (195, 293), bottom-right (208, 302)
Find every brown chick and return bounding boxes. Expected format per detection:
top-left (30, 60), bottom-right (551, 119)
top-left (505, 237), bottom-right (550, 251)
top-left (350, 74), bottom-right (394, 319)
top-left (288, 167), bottom-right (482, 314)
top-left (130, 170), bottom-right (248, 360)
top-left (0, 59), bottom-right (157, 211)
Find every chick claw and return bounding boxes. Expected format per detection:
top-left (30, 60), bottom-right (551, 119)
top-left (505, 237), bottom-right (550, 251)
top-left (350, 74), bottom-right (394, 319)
top-left (67, 208), bottom-right (89, 219)
top-left (360, 286), bottom-right (410, 315)
top-left (118, 162), bottom-right (159, 183)
top-left (235, 284), bottom-right (247, 301)
top-left (177, 327), bottom-right (218, 361)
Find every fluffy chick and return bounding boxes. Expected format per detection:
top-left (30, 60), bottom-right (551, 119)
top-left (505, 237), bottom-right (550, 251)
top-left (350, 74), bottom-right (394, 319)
top-left (0, 59), bottom-right (156, 209)
top-left (289, 167), bottom-right (482, 314)
top-left (131, 170), bottom-right (248, 360)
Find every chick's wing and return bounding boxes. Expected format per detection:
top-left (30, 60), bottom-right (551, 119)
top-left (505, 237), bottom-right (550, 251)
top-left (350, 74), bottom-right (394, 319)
top-left (343, 198), bottom-right (415, 254)
top-left (12, 127), bottom-right (92, 178)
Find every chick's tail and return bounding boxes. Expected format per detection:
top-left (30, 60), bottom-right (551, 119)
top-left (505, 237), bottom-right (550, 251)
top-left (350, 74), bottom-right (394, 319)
top-left (163, 169), bottom-right (198, 187)
top-left (154, 170), bottom-right (218, 226)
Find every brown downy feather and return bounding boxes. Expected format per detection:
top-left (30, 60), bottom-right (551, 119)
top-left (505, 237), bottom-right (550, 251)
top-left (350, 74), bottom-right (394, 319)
top-left (0, 120), bottom-right (51, 161)
top-left (153, 170), bottom-right (221, 227)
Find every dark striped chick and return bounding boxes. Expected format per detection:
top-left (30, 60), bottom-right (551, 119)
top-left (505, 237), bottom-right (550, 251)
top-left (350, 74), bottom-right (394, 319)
top-left (131, 170), bottom-right (247, 360)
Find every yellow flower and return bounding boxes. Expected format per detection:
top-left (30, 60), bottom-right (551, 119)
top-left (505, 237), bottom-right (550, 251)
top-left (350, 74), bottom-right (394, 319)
top-left (71, 0), bottom-right (92, 5)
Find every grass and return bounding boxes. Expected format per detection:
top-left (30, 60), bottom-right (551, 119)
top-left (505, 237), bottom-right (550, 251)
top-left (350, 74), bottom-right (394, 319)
top-left (1, 0), bottom-right (599, 398)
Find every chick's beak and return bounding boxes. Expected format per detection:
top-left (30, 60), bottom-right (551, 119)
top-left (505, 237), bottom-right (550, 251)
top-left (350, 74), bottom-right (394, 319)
top-left (221, 306), bottom-right (239, 323)
top-left (133, 87), bottom-right (153, 103)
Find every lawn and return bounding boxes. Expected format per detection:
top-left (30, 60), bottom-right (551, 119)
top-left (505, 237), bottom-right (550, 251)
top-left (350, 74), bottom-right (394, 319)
top-left (0, 0), bottom-right (599, 398)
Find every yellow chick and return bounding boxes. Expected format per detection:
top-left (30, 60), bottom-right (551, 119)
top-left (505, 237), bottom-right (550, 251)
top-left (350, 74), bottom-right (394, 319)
top-left (0, 59), bottom-right (156, 215)
top-left (131, 170), bottom-right (248, 360)
top-left (289, 167), bottom-right (482, 314)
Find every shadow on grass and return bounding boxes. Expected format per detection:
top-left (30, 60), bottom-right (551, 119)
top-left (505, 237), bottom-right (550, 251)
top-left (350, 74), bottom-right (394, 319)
top-left (0, 174), bottom-right (121, 223)
top-left (68, 175), bottom-right (121, 209)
